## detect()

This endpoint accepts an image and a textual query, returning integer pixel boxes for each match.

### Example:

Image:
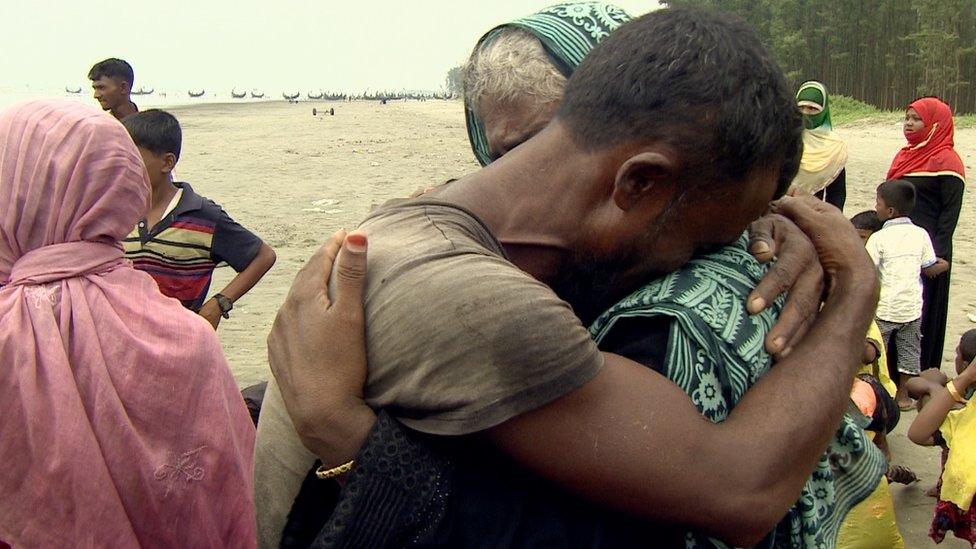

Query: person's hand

[746,213,825,359]
[198,299,222,329]
[769,195,879,295]
[923,258,950,279]
[267,230,376,465]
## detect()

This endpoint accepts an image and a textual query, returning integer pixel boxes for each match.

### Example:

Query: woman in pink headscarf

[0,101,256,547]
[887,97,966,375]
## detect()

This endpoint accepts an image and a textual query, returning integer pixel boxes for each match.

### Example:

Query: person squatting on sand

[908,329,976,546]
[265,7,888,548]
[121,109,276,329]
[0,100,257,547]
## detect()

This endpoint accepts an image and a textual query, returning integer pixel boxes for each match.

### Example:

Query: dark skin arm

[200,242,276,328]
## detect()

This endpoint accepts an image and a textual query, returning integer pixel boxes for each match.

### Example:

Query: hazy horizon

[3,1,659,95]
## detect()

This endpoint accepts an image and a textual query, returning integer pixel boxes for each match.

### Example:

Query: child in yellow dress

[908,330,976,546]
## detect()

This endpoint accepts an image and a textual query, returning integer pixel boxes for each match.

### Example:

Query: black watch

[214,293,234,319]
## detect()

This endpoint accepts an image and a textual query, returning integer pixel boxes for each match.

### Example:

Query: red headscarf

[887,97,966,181]
[0,101,256,547]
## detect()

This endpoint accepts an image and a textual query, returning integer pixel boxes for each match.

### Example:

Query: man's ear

[611,151,679,212]
[120,80,132,95]
[162,153,177,174]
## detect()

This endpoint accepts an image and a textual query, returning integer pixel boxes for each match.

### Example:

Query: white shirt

[866,217,937,323]
[162,187,183,218]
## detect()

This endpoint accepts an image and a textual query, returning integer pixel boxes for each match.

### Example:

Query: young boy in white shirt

[867,179,949,409]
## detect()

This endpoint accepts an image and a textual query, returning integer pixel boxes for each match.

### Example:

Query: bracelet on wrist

[316,459,355,480]
[947,379,969,404]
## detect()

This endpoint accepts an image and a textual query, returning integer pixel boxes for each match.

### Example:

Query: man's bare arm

[488,196,878,546]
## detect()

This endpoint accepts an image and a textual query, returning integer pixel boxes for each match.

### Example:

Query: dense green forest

[666,0,976,114]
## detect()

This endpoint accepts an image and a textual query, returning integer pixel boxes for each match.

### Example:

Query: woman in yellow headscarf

[792,81,849,209]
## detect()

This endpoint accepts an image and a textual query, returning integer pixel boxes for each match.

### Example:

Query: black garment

[902,174,964,370]
[287,318,705,549]
[296,413,685,549]
[813,168,847,211]
[241,381,268,427]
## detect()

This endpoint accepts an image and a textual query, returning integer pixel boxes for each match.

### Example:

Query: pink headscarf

[0,101,256,547]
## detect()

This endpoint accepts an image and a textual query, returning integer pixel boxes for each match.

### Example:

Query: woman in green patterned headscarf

[463,3,630,165]
[791,81,849,209]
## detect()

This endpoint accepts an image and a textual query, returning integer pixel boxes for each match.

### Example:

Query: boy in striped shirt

[122,110,276,329]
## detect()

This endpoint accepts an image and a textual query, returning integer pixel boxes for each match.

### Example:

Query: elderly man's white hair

[463,27,567,117]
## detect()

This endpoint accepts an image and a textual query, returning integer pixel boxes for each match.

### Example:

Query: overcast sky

[2,1,660,94]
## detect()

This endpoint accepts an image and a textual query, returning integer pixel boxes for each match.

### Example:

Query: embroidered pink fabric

[0,101,256,547]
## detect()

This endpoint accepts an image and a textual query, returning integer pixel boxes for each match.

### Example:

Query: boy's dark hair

[122,109,182,160]
[88,58,134,86]
[961,330,976,364]
[557,7,802,198]
[876,179,916,216]
[850,210,882,232]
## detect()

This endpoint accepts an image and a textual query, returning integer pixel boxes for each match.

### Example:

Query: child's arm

[922,258,949,278]
[908,365,975,445]
[200,242,276,328]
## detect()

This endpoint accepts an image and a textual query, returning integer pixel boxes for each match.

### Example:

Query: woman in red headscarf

[887,97,966,373]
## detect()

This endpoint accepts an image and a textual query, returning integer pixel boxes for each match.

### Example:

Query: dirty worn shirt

[350,200,603,436]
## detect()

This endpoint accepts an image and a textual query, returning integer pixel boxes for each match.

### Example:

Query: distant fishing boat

[188,90,205,98]
[132,87,154,96]
[65,86,82,94]
[283,92,300,101]
[250,90,265,99]
[231,89,247,99]
[307,91,324,100]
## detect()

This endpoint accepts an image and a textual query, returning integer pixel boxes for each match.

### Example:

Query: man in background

[89,58,138,121]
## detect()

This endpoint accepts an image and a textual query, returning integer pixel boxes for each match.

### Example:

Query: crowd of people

[0,2,972,548]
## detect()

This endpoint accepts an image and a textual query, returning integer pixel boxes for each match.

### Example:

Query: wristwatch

[214,293,234,319]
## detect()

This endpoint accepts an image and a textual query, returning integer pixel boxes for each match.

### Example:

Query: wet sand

[169,100,974,546]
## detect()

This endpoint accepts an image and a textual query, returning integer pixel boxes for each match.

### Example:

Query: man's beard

[549,222,674,327]
[549,190,697,326]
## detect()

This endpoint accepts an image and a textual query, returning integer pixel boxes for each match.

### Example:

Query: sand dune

[170,100,973,547]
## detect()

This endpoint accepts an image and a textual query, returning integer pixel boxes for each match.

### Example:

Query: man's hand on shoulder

[770,195,878,298]
[746,212,824,359]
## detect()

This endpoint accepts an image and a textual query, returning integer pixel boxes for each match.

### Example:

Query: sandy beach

[170,100,973,546]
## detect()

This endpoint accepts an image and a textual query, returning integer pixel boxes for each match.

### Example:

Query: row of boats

[65,86,454,102]
[64,86,340,100]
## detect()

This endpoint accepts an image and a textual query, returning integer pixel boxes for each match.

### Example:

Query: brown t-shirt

[351,200,603,436]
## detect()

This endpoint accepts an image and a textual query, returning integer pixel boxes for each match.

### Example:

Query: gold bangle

[946,380,969,404]
[315,460,355,480]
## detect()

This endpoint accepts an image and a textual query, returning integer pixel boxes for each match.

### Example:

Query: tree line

[666,0,976,113]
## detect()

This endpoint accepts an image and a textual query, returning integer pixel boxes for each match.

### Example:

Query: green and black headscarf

[796,80,833,131]
[465,3,631,166]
